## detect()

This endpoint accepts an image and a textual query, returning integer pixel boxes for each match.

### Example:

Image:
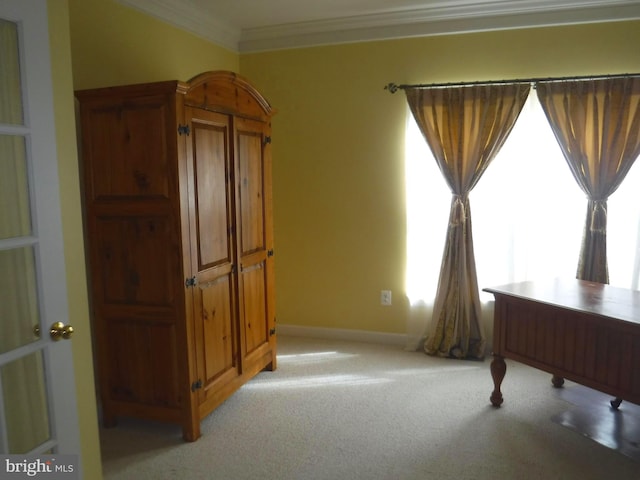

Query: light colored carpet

[100,335,640,479]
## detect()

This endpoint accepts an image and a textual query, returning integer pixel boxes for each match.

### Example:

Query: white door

[0,0,82,468]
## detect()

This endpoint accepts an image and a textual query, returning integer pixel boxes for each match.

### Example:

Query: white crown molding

[239,1,640,52]
[117,0,241,52]
[117,0,640,53]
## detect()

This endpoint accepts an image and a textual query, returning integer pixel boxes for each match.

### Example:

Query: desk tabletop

[483,278,640,325]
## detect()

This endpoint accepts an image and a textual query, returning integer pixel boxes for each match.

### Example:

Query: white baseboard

[276,324,408,347]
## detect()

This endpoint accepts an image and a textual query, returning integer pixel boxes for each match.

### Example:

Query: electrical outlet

[380,290,392,306]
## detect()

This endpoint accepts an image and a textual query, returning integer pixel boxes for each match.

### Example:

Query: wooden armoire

[75,71,277,441]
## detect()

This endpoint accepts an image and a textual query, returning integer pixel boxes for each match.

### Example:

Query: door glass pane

[0,18,24,125]
[1,351,50,453]
[0,247,40,354]
[0,134,31,239]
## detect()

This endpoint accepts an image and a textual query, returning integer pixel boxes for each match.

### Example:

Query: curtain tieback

[450,194,467,226]
[590,199,607,233]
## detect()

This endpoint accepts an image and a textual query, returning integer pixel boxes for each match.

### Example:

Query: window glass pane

[608,159,640,290]
[471,91,584,293]
[0,134,31,239]
[0,247,40,354]
[0,19,24,125]
[1,351,50,453]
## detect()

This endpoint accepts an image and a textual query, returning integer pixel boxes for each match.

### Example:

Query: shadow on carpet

[552,384,640,463]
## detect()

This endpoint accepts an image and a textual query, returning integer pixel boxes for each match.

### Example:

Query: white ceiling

[117,0,640,52]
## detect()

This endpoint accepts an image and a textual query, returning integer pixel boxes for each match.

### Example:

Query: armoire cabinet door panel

[236,123,265,256]
[81,96,172,200]
[191,114,233,269]
[234,116,274,368]
[105,318,181,408]
[186,106,241,405]
[94,216,178,306]
[198,273,238,385]
[240,261,269,355]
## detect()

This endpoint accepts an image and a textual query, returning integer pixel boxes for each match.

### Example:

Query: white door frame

[0,0,82,470]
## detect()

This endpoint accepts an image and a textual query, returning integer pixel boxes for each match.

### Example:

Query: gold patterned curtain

[405,83,529,359]
[536,78,640,283]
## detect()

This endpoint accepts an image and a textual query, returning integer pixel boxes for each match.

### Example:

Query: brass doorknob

[50,321,74,341]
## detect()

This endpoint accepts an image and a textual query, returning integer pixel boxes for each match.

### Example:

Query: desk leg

[490,354,506,407]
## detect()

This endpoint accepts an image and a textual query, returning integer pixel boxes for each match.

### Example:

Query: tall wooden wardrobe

[75,71,277,441]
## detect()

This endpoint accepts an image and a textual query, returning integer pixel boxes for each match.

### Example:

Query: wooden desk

[484,279,640,407]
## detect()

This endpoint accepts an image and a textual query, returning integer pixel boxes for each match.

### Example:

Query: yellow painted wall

[240,20,640,335]
[68,0,238,89]
[48,1,102,478]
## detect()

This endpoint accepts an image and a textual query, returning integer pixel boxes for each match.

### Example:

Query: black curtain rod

[384,72,640,93]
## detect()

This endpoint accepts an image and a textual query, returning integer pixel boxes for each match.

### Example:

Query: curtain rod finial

[384,83,399,94]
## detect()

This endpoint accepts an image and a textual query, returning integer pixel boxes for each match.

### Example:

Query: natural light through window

[404,87,640,306]
[244,374,391,390]
[276,351,356,365]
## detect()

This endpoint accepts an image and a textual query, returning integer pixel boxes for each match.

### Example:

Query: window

[405,87,640,306]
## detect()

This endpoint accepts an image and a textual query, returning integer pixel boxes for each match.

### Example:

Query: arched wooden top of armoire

[181,70,275,121]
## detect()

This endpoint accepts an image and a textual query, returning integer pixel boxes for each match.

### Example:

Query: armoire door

[184,106,240,405]
[234,116,276,372]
